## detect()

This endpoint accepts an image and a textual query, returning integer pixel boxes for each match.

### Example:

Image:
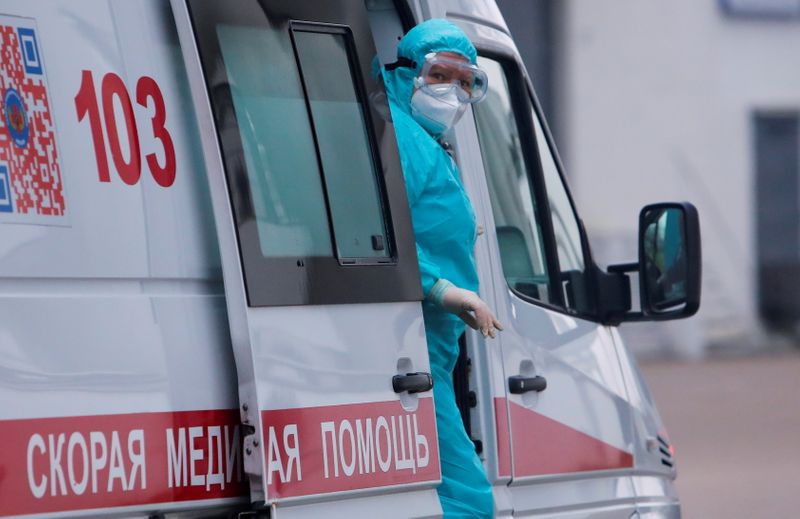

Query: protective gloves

[428,280,504,338]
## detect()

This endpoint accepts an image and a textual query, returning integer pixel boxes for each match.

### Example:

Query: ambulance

[0,0,700,517]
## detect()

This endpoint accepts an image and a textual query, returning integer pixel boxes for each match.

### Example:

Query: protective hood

[381,19,477,122]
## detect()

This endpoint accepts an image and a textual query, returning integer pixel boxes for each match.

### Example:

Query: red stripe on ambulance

[493,397,512,477]
[262,397,440,498]
[0,410,247,516]
[495,397,633,477]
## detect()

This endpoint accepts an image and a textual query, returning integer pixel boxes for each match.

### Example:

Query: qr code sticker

[0,16,67,224]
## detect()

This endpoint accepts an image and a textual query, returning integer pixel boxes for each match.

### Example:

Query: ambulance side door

[172,0,441,516]
[466,52,640,516]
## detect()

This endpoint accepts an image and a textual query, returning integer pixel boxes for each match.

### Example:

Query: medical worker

[381,19,501,517]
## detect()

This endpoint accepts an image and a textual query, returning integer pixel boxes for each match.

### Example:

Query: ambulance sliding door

[171,1,441,515]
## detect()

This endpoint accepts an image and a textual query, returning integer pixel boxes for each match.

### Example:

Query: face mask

[410,84,467,135]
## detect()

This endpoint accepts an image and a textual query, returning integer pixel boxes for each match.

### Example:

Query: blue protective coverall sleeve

[416,244,443,297]
[391,110,444,297]
[403,164,443,296]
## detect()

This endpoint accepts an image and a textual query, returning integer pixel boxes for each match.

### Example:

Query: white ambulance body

[0,0,699,517]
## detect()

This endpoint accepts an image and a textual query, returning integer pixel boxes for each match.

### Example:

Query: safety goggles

[415,53,488,103]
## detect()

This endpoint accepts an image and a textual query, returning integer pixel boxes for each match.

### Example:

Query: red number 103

[75,70,176,187]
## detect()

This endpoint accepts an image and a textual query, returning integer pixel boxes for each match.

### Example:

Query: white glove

[428,280,504,338]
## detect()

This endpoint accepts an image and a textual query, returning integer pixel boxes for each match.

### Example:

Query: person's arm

[392,114,442,296]
[416,243,443,297]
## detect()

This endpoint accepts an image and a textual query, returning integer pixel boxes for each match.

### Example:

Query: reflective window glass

[218,24,333,258]
[474,57,552,304]
[532,111,589,311]
[293,29,389,259]
[191,2,420,307]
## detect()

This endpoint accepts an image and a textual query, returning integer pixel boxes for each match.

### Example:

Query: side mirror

[602,201,702,324]
[638,202,701,318]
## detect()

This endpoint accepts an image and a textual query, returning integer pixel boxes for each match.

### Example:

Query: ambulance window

[218,24,333,258]
[532,109,590,312]
[186,1,422,306]
[474,57,553,305]
[291,27,390,260]
[218,23,390,261]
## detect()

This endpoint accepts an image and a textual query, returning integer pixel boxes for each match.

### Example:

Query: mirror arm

[607,262,638,274]
[596,265,633,325]
[618,311,646,322]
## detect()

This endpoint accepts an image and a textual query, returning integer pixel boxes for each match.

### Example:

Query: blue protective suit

[382,19,494,518]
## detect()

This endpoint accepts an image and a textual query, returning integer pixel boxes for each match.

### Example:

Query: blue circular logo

[4,88,29,149]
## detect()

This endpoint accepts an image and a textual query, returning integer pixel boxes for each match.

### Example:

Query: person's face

[419,52,475,97]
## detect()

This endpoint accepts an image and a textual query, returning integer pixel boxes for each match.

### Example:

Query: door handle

[508,375,547,394]
[393,372,433,394]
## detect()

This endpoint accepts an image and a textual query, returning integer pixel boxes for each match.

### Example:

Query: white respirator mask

[410,81,468,135]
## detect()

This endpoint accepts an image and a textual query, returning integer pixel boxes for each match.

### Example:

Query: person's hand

[440,286,503,338]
